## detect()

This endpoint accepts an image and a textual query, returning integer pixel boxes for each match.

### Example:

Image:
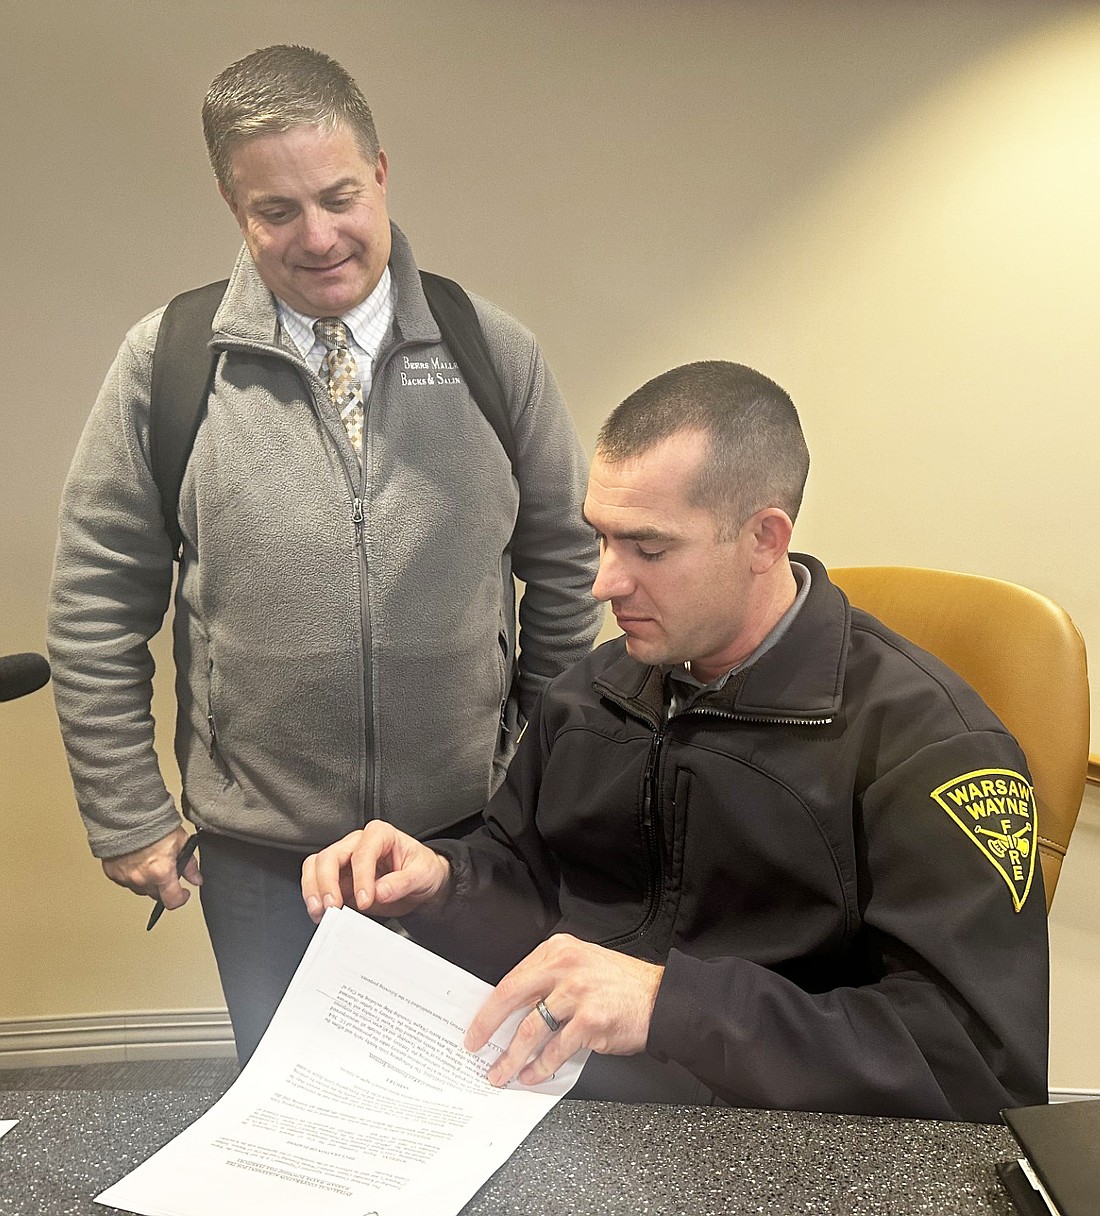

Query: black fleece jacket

[409,554,1049,1121]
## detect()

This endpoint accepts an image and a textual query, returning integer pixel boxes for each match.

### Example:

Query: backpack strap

[149,279,228,559]
[419,270,516,474]
[148,270,515,562]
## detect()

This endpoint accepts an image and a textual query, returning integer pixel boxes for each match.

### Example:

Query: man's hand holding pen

[100,827,203,929]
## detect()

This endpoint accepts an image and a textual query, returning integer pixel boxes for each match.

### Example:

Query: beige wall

[2,1,1097,1087]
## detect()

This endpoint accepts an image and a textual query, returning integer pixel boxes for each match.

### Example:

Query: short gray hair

[202,45,381,195]
[597,361,810,538]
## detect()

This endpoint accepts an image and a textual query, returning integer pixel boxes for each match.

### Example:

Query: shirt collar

[276,265,394,361]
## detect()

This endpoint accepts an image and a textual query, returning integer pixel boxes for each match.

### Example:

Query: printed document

[96,907,588,1216]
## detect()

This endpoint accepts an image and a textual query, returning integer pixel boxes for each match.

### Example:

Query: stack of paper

[97,907,588,1216]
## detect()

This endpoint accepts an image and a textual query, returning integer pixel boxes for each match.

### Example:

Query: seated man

[302,360,1048,1122]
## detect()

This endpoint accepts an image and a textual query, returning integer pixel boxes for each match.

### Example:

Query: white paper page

[96,907,588,1216]
[0,1120,16,1140]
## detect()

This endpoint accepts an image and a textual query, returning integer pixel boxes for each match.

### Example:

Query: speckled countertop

[0,1090,1021,1215]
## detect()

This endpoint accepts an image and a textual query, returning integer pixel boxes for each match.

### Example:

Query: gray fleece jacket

[47,224,601,857]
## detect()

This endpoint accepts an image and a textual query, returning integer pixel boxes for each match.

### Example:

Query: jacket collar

[387,224,443,343]
[213,246,281,346]
[593,553,850,725]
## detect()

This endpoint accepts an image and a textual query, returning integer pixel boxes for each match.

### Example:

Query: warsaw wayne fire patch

[930,769,1037,912]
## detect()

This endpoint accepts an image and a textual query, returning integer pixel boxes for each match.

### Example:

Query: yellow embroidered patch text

[930,769,1036,912]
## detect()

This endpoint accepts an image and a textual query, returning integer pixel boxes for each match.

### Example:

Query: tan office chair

[829,566,1090,911]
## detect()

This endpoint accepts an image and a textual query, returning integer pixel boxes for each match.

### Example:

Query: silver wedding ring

[535,999,562,1034]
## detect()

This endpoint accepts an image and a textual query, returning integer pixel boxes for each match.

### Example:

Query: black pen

[146,831,202,930]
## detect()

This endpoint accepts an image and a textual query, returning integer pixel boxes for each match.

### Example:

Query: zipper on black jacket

[590,679,832,952]
[681,705,833,728]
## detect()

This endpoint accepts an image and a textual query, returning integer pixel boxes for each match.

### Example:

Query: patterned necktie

[314,318,364,460]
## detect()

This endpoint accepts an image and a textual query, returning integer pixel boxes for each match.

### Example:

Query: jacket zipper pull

[207,714,217,757]
[352,497,364,546]
[642,728,663,829]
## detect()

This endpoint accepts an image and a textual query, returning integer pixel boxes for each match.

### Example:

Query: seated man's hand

[301,822,451,923]
[464,933,663,1088]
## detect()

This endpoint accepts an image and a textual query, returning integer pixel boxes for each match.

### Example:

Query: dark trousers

[197,831,317,1067]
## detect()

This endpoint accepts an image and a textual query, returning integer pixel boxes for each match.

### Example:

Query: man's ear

[746,508,794,574]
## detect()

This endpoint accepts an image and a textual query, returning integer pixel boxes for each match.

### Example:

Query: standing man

[302,361,1049,1121]
[48,45,601,1064]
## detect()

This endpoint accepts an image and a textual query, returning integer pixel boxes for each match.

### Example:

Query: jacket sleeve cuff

[647,948,697,1062]
[647,947,751,1066]
[399,841,471,928]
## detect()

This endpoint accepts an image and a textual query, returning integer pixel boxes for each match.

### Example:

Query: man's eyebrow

[618,526,677,543]
[318,177,365,195]
[581,510,676,544]
[250,178,363,206]
[248,192,299,208]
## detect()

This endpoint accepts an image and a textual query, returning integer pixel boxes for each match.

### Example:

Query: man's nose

[298,208,339,253]
[591,548,630,602]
